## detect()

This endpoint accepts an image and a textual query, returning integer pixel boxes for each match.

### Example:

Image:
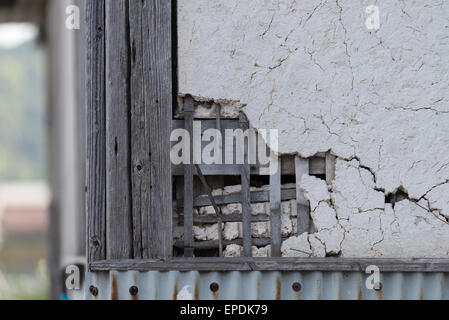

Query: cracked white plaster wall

[179,0,449,257]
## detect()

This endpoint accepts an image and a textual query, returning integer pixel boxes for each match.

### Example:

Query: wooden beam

[128,0,148,259]
[90,258,449,273]
[143,0,173,258]
[105,0,132,259]
[86,0,106,265]
[128,0,173,259]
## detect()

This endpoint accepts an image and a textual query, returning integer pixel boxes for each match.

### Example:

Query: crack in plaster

[178,0,449,257]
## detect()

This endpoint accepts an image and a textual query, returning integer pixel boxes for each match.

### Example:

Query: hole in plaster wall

[325,251,342,258]
[175,96,243,119]
[281,175,295,184]
[311,173,326,181]
[251,175,269,188]
[385,188,410,208]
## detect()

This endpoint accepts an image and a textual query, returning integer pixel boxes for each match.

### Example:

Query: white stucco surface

[178,0,449,257]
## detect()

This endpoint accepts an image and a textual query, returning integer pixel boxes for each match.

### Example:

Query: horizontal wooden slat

[176,188,298,208]
[174,238,276,250]
[177,213,270,224]
[90,258,449,272]
[172,158,325,175]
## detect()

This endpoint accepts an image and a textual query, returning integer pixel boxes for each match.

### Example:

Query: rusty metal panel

[83,271,449,300]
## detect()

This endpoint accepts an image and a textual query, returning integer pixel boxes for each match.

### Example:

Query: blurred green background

[0,24,48,300]
[0,38,46,180]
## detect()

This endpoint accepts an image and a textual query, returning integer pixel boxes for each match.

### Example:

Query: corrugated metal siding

[83,271,449,300]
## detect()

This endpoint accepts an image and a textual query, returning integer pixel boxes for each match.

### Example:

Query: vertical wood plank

[105,0,132,259]
[216,106,223,256]
[86,0,106,265]
[142,0,173,258]
[240,112,252,257]
[270,156,282,257]
[295,156,310,235]
[128,0,148,259]
[184,96,194,257]
[325,153,337,185]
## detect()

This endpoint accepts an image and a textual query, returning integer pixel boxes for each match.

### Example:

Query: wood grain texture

[142,0,173,258]
[183,96,194,257]
[174,238,278,250]
[177,213,271,224]
[86,0,106,265]
[295,156,310,235]
[128,0,148,259]
[105,0,132,259]
[90,258,449,273]
[270,156,282,257]
[176,188,299,208]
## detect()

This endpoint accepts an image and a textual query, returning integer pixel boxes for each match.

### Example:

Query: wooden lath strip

[177,213,271,224]
[215,105,224,256]
[86,0,106,265]
[240,112,252,256]
[295,156,310,235]
[183,96,194,257]
[176,188,297,208]
[270,156,282,257]
[326,152,337,185]
[195,164,224,256]
[174,238,281,250]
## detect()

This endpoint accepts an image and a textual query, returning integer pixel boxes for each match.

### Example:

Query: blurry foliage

[0,40,47,180]
[0,259,48,300]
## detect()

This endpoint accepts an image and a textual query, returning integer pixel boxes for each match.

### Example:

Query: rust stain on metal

[194,279,199,300]
[357,280,363,300]
[111,274,119,300]
[374,282,383,300]
[275,276,281,300]
[173,278,178,300]
[257,277,261,300]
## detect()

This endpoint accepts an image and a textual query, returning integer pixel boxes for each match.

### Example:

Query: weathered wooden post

[86,0,173,268]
